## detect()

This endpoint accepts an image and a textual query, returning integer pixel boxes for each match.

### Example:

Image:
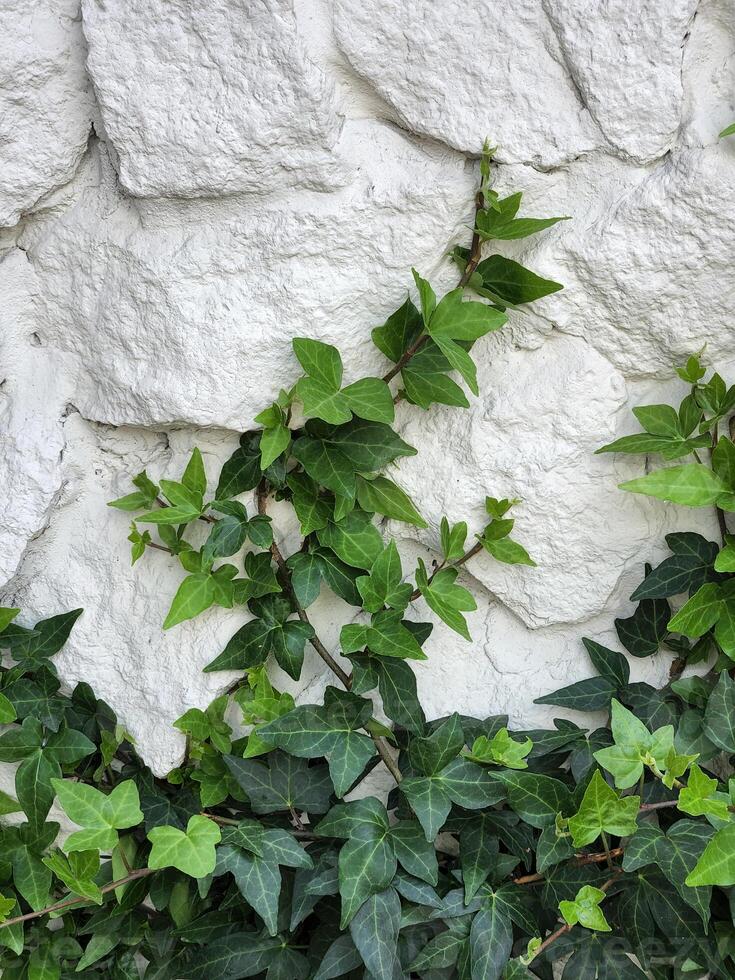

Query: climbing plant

[2,146,735,978]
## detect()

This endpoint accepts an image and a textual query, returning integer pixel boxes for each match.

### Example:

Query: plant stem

[600,830,614,870]
[0,868,155,930]
[255,481,404,785]
[410,540,484,601]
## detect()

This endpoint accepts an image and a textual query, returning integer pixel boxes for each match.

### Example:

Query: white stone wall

[1,0,734,776]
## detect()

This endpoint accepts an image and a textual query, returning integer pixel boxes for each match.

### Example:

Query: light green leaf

[147,815,221,877]
[567,771,639,848]
[686,824,735,886]
[163,573,216,628]
[259,424,291,470]
[182,447,207,497]
[415,558,476,640]
[619,464,728,507]
[559,885,611,932]
[356,475,427,527]
[51,779,143,852]
[341,377,395,424]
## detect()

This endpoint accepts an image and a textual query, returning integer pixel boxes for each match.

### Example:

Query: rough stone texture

[0,0,93,227]
[334,0,696,166]
[1,0,733,775]
[81,0,348,198]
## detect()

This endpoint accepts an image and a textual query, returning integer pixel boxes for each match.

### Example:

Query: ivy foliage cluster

[2,147,735,979]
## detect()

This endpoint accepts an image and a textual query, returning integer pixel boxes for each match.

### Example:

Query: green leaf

[259,424,291,470]
[16,750,60,828]
[415,558,476,640]
[305,418,417,472]
[52,778,143,852]
[480,534,535,566]
[568,771,639,847]
[469,898,513,980]
[11,609,83,661]
[410,714,465,775]
[0,692,17,725]
[412,268,437,325]
[402,343,470,410]
[225,752,332,815]
[293,338,343,390]
[496,771,571,829]
[466,728,533,769]
[720,122,735,137]
[703,670,735,752]
[686,824,735,886]
[441,517,467,561]
[286,552,323,608]
[349,887,401,980]
[318,510,384,571]
[668,583,722,637]
[43,849,102,904]
[258,693,375,797]
[632,404,683,438]
[291,436,356,498]
[475,203,570,242]
[429,288,507,342]
[390,820,438,884]
[461,815,499,902]
[678,763,731,820]
[619,464,728,507]
[400,776,452,841]
[356,541,412,614]
[294,377,352,425]
[216,434,262,499]
[535,676,617,712]
[372,296,423,363]
[375,659,425,735]
[182,448,207,497]
[163,573,216,628]
[0,607,20,632]
[147,815,221,877]
[337,831,396,928]
[341,377,395,424]
[560,885,611,932]
[473,253,563,306]
[356,475,427,527]
[313,935,362,980]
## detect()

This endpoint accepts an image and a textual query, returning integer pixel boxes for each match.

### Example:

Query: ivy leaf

[294,377,352,425]
[259,423,291,471]
[469,897,513,980]
[43,849,103,904]
[410,714,465,775]
[631,534,718,600]
[302,418,417,473]
[337,829,396,928]
[535,676,617,712]
[686,824,735,887]
[287,472,333,536]
[293,337,343,390]
[312,935,362,980]
[441,517,468,561]
[225,751,333,815]
[560,885,611,932]
[567,771,639,848]
[678,764,731,821]
[703,670,735,752]
[475,196,570,241]
[372,296,423,363]
[480,534,536,566]
[402,342,470,410]
[466,728,533,769]
[52,779,144,852]
[318,510,384,570]
[341,377,395,424]
[9,608,83,664]
[619,464,728,507]
[163,573,216,629]
[356,541,412,614]
[216,433,262,499]
[355,475,427,527]
[258,691,375,797]
[415,558,476,640]
[615,590,669,658]
[496,771,571,829]
[182,447,207,498]
[375,658,425,735]
[286,552,323,608]
[461,815,499,902]
[147,815,221,877]
[472,253,563,306]
[342,610,427,661]
[349,886,401,980]
[668,583,722,637]
[107,470,159,512]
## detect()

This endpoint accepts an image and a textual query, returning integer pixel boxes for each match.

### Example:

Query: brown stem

[639,799,678,812]
[255,481,404,785]
[513,846,624,886]
[0,868,155,930]
[147,541,173,554]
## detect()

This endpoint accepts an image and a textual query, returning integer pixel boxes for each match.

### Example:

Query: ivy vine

[2,146,735,979]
